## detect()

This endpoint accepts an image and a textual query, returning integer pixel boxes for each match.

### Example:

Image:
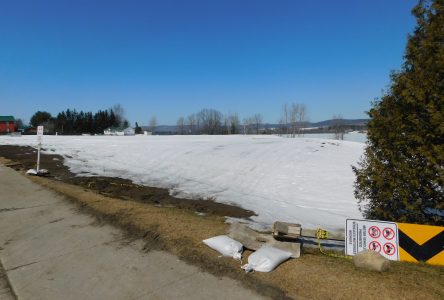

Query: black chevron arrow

[398,229,444,262]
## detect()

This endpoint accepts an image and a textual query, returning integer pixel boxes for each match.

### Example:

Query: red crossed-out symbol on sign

[383,227,395,240]
[368,241,381,252]
[368,226,381,238]
[383,243,396,255]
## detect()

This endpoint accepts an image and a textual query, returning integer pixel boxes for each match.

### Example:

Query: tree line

[26,102,350,137]
[176,109,242,135]
[176,104,309,135]
[24,102,358,138]
[28,105,128,134]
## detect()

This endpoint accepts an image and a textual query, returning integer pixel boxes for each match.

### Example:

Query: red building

[0,116,15,134]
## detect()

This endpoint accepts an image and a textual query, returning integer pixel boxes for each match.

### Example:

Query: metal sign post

[37,126,44,173]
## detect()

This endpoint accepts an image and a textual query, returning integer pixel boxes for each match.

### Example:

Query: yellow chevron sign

[397,223,444,266]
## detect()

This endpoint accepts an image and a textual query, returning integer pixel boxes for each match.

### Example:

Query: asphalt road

[0,164,263,300]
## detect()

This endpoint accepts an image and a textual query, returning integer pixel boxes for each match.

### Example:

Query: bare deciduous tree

[277,117,284,136]
[253,113,263,134]
[111,104,125,127]
[187,114,197,134]
[149,116,157,133]
[283,103,289,135]
[242,117,253,135]
[287,103,307,137]
[225,112,240,134]
[297,104,306,136]
[14,118,24,131]
[196,109,222,135]
[176,116,186,135]
[224,116,230,134]
[332,114,345,140]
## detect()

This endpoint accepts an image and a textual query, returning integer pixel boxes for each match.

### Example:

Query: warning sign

[398,223,444,266]
[346,219,399,261]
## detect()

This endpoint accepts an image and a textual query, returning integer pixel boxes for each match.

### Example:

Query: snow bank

[0,135,365,231]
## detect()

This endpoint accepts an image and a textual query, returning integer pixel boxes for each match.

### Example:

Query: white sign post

[36,126,44,173]
[345,219,399,261]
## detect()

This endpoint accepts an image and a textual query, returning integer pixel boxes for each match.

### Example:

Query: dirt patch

[0,145,255,219]
[68,176,255,218]
[0,145,69,179]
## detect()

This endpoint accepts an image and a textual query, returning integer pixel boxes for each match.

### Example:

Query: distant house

[0,116,15,134]
[123,127,135,136]
[104,128,116,135]
[140,126,154,135]
[104,127,135,136]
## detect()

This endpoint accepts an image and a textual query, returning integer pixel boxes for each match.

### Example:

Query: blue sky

[1,0,418,125]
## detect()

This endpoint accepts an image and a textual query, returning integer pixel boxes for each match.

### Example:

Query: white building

[104,127,135,136]
[123,127,135,136]
[103,128,115,135]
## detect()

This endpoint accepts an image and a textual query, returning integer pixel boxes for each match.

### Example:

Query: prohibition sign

[368,241,381,252]
[383,242,396,255]
[368,226,381,238]
[383,227,395,240]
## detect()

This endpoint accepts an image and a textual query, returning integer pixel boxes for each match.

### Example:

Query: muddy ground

[0,145,255,219]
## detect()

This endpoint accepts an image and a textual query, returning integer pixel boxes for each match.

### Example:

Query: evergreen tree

[109,110,118,127]
[94,110,108,133]
[30,111,53,127]
[55,111,67,134]
[135,122,142,134]
[353,0,444,225]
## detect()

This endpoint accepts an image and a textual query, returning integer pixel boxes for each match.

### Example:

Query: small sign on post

[27,126,46,176]
[36,126,43,172]
[37,126,44,136]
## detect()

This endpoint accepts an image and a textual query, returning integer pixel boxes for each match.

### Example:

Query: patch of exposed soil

[0,145,70,179]
[0,145,255,219]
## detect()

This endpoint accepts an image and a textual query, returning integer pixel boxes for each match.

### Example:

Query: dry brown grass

[20,173,443,300]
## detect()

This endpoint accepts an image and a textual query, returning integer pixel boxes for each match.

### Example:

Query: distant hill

[149,119,369,133]
[309,119,369,128]
[260,119,369,130]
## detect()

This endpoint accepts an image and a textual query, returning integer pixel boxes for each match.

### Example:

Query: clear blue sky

[0,0,418,125]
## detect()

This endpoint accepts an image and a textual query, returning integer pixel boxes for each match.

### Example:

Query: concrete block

[228,223,300,258]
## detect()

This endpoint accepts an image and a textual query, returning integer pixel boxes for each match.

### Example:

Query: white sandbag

[26,168,49,176]
[26,169,38,175]
[203,235,243,260]
[241,245,292,272]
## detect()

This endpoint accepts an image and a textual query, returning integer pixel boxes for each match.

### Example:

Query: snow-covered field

[303,132,367,143]
[0,134,365,232]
